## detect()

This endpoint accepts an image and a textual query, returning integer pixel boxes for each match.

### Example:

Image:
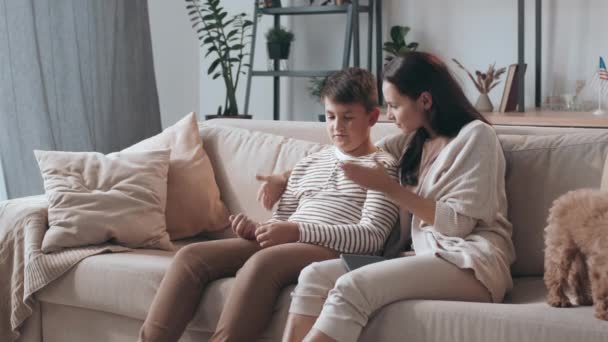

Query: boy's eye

[327,116,335,120]
[344,116,353,120]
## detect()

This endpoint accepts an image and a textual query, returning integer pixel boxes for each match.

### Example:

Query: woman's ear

[419,91,433,110]
[368,107,380,126]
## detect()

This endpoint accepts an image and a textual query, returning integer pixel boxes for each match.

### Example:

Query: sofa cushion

[499,131,608,276]
[125,113,230,239]
[36,243,293,338]
[360,277,608,342]
[199,124,326,223]
[202,118,402,145]
[37,247,607,342]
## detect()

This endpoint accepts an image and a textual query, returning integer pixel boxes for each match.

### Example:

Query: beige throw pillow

[35,149,173,253]
[125,112,229,239]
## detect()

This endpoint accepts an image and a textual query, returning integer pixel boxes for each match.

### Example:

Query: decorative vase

[475,93,494,112]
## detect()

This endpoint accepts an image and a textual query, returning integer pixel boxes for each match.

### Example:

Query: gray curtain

[0,0,161,199]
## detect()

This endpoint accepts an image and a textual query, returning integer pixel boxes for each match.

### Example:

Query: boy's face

[323,98,379,156]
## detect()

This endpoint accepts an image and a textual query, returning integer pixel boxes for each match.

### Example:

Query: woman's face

[382,81,430,134]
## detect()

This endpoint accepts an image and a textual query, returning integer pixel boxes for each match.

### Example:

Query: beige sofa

[17,119,608,342]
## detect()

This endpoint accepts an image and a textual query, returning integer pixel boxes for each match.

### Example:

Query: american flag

[601,57,608,81]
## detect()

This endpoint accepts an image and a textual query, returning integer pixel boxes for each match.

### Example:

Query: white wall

[288,0,608,117]
[152,0,608,123]
[148,0,200,128]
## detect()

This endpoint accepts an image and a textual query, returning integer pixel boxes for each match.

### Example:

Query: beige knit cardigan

[378,120,516,303]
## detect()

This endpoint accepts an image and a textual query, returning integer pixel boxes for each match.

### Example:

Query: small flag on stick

[593,57,608,115]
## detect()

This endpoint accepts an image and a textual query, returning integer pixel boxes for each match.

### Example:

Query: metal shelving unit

[244,0,382,120]
[517,0,543,111]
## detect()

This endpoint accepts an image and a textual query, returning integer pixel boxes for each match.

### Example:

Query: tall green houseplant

[186,0,253,116]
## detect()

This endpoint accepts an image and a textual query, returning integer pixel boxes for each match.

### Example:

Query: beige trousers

[138,238,338,342]
[290,254,491,342]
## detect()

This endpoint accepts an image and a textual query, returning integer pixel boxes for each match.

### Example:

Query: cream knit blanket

[0,196,127,341]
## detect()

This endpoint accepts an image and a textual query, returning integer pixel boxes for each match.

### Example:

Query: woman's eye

[327,116,335,120]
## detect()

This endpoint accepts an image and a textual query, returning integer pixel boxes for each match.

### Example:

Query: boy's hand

[255,221,300,248]
[256,172,289,211]
[230,213,259,240]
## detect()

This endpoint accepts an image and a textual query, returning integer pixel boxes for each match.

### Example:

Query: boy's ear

[368,107,380,126]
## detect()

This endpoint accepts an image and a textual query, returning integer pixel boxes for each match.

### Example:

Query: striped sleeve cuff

[297,222,315,244]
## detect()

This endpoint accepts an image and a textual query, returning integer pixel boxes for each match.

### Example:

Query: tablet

[340,254,387,272]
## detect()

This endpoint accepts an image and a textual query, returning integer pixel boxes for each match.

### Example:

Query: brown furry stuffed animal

[544,188,608,320]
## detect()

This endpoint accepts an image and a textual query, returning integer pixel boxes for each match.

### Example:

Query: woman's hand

[256,172,289,211]
[230,213,259,240]
[255,221,300,248]
[340,158,398,193]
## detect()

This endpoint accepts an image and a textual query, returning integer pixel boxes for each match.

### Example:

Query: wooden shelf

[377,110,608,128]
[483,110,608,128]
[260,5,371,15]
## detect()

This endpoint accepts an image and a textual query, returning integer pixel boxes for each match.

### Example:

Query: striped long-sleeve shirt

[270,147,399,255]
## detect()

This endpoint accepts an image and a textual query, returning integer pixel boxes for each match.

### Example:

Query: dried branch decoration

[452,59,506,95]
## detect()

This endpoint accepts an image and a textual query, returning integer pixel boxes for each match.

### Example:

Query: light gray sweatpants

[289,254,492,342]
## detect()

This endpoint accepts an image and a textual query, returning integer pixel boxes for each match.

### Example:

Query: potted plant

[266,26,295,61]
[308,76,328,121]
[186,0,253,119]
[383,25,418,62]
[452,59,506,112]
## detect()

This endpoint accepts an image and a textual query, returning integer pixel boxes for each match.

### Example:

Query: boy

[139,68,399,342]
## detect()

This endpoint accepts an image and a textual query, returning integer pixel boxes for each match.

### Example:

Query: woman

[258,52,516,342]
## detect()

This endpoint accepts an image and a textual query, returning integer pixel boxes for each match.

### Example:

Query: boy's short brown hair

[320,68,378,112]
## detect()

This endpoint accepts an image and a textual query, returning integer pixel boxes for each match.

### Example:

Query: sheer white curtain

[0,0,162,199]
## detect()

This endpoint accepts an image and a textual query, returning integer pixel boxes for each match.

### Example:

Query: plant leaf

[204,46,218,58]
[398,26,410,40]
[390,26,403,44]
[452,58,483,93]
[227,29,239,39]
[208,59,221,75]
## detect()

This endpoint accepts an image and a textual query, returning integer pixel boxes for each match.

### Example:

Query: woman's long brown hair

[383,52,490,186]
